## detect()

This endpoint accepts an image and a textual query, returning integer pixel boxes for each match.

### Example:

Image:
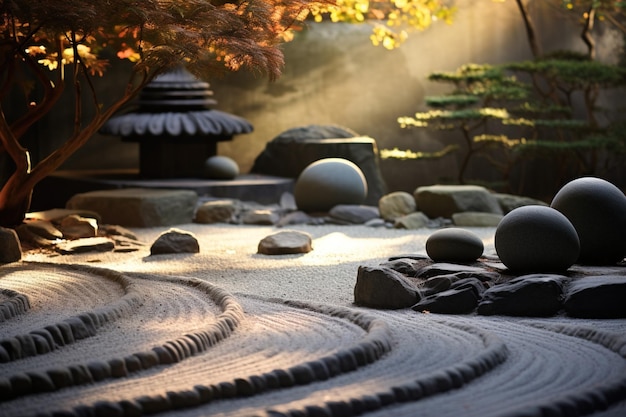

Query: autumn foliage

[0,0,322,227]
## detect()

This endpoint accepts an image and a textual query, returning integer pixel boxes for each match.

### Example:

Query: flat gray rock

[257,230,313,255]
[564,275,626,318]
[329,205,380,224]
[55,237,115,255]
[195,200,238,224]
[478,274,568,317]
[414,185,503,219]
[66,188,198,227]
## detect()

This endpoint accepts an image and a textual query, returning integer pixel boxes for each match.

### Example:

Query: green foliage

[505,58,626,88]
[388,54,626,191]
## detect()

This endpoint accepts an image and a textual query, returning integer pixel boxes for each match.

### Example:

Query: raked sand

[1,223,626,417]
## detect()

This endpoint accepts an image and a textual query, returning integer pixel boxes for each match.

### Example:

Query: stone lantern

[101,66,253,178]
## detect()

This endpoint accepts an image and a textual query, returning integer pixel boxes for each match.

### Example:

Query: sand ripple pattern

[0,263,625,417]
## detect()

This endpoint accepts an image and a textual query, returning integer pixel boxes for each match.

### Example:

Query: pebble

[425,228,484,263]
[378,191,416,221]
[329,205,380,224]
[149,229,200,255]
[257,230,312,255]
[203,156,239,180]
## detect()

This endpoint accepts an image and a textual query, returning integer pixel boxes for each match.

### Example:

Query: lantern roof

[101,66,253,138]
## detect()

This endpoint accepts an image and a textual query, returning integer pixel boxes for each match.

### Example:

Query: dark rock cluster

[354,256,626,318]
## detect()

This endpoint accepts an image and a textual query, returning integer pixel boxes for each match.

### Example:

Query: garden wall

[34,1,624,200]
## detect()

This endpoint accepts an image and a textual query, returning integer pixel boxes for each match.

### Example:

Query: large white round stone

[294,158,368,213]
[495,205,580,273]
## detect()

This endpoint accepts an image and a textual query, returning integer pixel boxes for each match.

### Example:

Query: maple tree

[310,0,455,49]
[0,0,322,227]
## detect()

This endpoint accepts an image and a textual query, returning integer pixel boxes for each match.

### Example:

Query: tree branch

[515,0,542,58]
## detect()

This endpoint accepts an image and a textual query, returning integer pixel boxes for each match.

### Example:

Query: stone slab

[30,170,295,212]
[66,188,198,227]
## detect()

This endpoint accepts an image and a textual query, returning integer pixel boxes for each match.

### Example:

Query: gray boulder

[294,158,367,213]
[251,125,387,204]
[354,266,420,309]
[414,185,502,219]
[551,177,626,265]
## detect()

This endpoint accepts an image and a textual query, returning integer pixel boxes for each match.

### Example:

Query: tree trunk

[515,0,542,58]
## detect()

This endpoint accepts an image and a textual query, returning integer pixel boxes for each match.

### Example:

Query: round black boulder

[551,177,626,265]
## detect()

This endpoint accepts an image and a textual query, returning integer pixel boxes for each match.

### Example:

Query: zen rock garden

[2,157,625,320]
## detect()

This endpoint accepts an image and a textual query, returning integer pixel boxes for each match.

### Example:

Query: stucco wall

[54,0,623,198]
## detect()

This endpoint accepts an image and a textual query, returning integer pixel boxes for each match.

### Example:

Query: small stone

[378,191,416,221]
[55,237,115,254]
[0,227,22,263]
[276,211,318,227]
[414,185,503,219]
[58,214,98,239]
[195,200,238,224]
[421,275,455,296]
[150,229,200,255]
[564,276,626,318]
[477,274,568,317]
[294,158,368,213]
[329,205,380,224]
[21,220,63,240]
[495,205,580,273]
[426,228,484,263]
[26,208,102,223]
[258,230,312,255]
[415,263,487,279]
[242,209,281,225]
[412,286,479,314]
[394,212,429,229]
[98,224,138,240]
[354,266,420,309]
[551,177,626,265]
[203,155,239,180]
[452,212,503,227]
[495,193,548,214]
[279,192,298,211]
